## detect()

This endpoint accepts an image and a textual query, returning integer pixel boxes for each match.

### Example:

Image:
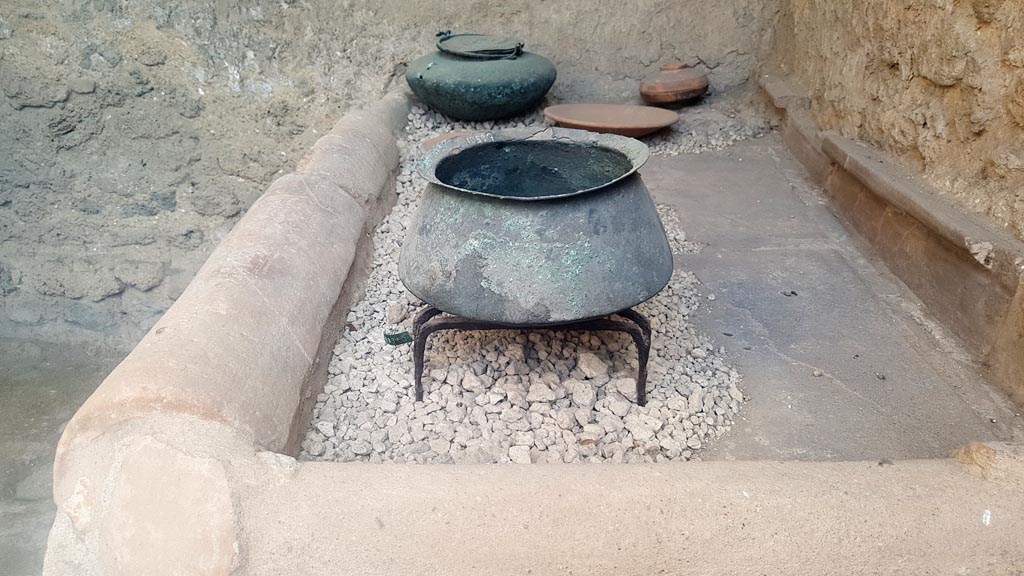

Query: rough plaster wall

[0,3,335,349]
[144,0,779,102]
[773,0,1024,239]
[0,0,779,350]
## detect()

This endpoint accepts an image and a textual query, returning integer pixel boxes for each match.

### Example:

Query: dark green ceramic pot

[405,33,557,121]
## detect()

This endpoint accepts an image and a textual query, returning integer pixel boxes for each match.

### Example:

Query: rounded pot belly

[399,174,673,325]
[405,52,556,121]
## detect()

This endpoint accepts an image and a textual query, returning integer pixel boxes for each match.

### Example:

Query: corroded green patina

[399,128,673,325]
[405,33,556,121]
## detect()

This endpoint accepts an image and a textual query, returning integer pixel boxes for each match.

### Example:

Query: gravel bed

[299,103,753,464]
[644,97,770,156]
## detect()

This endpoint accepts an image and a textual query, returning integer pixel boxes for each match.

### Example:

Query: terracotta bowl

[640,63,709,106]
[543,104,678,137]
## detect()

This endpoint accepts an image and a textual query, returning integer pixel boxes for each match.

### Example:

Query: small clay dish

[543,104,678,137]
[640,63,709,106]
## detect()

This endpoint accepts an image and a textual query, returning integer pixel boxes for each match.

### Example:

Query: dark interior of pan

[435,140,634,199]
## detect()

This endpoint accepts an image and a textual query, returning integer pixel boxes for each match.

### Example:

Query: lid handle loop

[435,32,523,60]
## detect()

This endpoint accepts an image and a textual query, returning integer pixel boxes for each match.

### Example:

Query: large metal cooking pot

[399,127,673,325]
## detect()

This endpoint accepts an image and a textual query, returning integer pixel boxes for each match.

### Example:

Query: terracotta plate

[544,104,679,137]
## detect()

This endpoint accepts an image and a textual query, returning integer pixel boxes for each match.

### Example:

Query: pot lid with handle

[435,31,524,59]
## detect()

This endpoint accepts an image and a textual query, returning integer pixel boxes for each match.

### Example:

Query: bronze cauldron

[399,127,673,326]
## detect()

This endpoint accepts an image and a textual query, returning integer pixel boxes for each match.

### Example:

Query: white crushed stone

[644,98,770,156]
[299,103,750,464]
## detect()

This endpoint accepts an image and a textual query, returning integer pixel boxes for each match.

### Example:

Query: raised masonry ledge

[760,70,1024,402]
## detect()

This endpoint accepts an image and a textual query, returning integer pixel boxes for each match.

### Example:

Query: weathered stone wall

[0,0,780,350]
[772,0,1024,239]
